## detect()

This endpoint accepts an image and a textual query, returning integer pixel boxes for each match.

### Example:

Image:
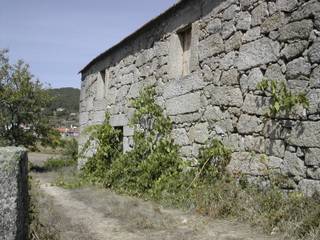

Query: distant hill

[47,88,80,114]
[46,88,80,128]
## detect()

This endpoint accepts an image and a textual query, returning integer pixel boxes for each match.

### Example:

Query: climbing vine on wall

[257,80,309,118]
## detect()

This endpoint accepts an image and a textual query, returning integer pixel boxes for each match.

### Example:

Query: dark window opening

[114,126,124,151]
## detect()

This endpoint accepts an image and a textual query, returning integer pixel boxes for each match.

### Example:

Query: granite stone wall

[80,0,320,196]
[0,147,28,240]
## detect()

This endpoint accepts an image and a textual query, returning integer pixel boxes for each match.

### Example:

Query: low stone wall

[0,147,28,240]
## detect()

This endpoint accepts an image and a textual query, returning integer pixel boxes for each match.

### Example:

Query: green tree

[0,49,55,148]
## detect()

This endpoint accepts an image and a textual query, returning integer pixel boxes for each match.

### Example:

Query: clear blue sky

[0,0,175,88]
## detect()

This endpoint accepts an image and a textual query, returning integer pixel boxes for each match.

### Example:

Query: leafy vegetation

[60,85,320,239]
[0,49,57,148]
[257,80,309,118]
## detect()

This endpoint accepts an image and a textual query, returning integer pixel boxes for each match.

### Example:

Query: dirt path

[29,153,279,240]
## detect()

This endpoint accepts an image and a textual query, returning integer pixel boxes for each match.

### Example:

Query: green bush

[78,85,320,240]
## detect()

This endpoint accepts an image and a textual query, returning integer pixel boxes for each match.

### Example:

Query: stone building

[79,0,320,196]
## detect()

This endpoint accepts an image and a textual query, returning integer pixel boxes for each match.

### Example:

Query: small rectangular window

[178,27,192,76]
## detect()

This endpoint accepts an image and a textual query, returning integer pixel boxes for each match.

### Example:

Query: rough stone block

[221,21,236,40]
[236,11,251,30]
[307,168,320,180]
[242,27,261,43]
[286,58,311,79]
[225,32,243,52]
[0,147,28,240]
[265,139,285,158]
[276,0,298,12]
[166,92,201,116]
[278,19,313,41]
[189,122,209,144]
[227,152,268,176]
[162,73,205,99]
[280,41,308,61]
[207,86,243,107]
[242,94,271,115]
[240,68,263,91]
[261,12,286,33]
[236,38,280,70]
[237,114,263,134]
[308,39,320,64]
[299,179,320,197]
[109,114,128,127]
[265,64,285,81]
[243,136,266,153]
[305,148,320,166]
[311,66,320,88]
[288,121,320,148]
[283,151,306,177]
[199,34,224,60]
[220,69,239,86]
[172,128,190,146]
[251,2,268,26]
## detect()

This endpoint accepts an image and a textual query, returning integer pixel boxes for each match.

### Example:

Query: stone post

[0,147,28,240]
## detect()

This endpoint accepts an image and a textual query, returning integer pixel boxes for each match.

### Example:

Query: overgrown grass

[29,177,60,240]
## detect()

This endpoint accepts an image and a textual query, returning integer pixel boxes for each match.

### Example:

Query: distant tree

[0,49,58,148]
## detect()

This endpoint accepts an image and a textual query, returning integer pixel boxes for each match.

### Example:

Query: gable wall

[80,0,320,196]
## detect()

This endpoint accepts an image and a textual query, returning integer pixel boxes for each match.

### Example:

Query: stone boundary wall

[80,0,320,196]
[0,147,28,240]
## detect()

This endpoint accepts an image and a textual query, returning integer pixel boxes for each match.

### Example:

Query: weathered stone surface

[223,4,239,21]
[214,119,234,135]
[204,105,225,121]
[225,32,243,52]
[166,92,201,116]
[189,122,209,144]
[220,51,236,70]
[172,128,190,146]
[291,0,320,21]
[283,151,306,177]
[251,2,268,26]
[243,136,266,153]
[242,67,263,91]
[307,168,320,180]
[242,27,261,43]
[227,152,268,176]
[242,94,271,115]
[278,20,313,41]
[221,21,236,40]
[308,40,320,64]
[263,120,287,139]
[236,11,251,30]
[207,85,243,107]
[307,89,320,114]
[299,179,320,197]
[127,82,143,99]
[220,68,239,86]
[261,12,286,33]
[266,139,285,158]
[276,0,298,12]
[199,34,224,60]
[236,38,280,70]
[267,156,284,170]
[286,58,311,78]
[162,73,205,99]
[305,148,320,166]
[240,0,257,10]
[265,64,285,81]
[288,121,320,148]
[207,18,222,34]
[311,66,320,88]
[280,41,309,60]
[0,147,28,240]
[237,114,263,134]
[170,112,201,124]
[109,114,128,127]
